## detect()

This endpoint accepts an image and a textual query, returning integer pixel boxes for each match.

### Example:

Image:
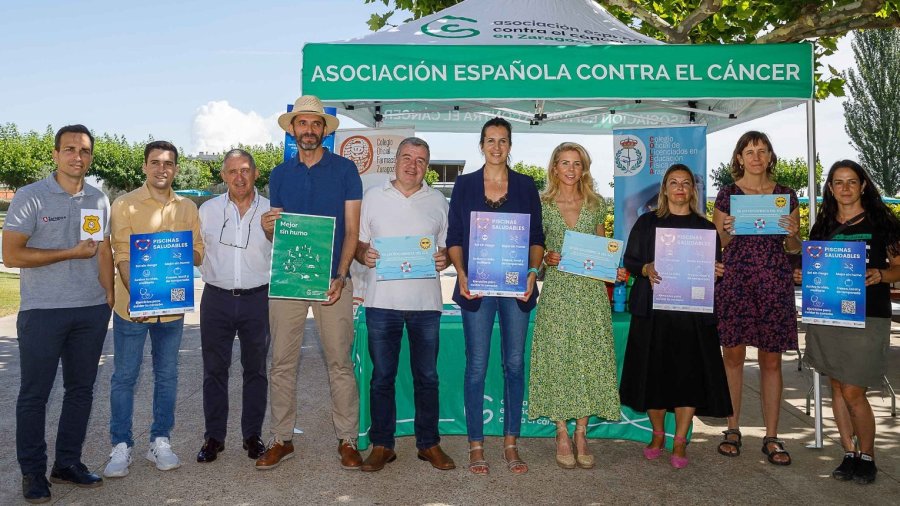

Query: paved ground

[0,277,898,505]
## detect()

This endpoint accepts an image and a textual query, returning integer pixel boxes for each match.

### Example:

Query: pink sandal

[643,430,664,460]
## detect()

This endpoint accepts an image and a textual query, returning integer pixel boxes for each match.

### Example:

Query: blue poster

[467,212,529,297]
[652,227,716,313]
[730,194,790,235]
[801,241,866,328]
[373,235,437,281]
[558,231,623,283]
[129,231,195,317]
[613,126,707,241]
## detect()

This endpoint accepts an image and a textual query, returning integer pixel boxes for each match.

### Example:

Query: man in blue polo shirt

[256,95,363,470]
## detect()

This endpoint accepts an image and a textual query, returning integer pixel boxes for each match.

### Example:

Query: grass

[0,271,20,317]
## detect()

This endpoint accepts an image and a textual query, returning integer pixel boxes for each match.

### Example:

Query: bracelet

[783,237,801,255]
[527,267,540,277]
[641,264,648,277]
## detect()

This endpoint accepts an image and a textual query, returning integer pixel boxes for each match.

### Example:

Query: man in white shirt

[355,137,454,472]
[196,149,272,463]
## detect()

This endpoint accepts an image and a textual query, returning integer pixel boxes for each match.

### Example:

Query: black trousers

[200,285,269,441]
[16,303,111,475]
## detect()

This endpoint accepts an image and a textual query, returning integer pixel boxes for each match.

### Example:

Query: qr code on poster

[505,271,519,285]
[840,300,856,314]
[170,288,186,302]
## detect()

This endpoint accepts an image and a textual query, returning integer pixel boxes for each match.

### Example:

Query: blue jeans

[461,297,530,442]
[109,313,184,447]
[366,308,441,450]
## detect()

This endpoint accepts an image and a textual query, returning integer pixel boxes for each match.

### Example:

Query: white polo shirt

[199,190,272,290]
[359,179,449,311]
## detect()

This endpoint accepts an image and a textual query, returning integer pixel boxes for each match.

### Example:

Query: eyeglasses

[218,197,260,249]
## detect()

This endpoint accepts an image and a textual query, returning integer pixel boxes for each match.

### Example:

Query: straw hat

[277,95,340,135]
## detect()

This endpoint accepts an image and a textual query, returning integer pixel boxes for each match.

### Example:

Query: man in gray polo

[3,124,114,503]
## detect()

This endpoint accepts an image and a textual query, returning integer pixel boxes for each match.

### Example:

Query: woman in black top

[794,160,900,484]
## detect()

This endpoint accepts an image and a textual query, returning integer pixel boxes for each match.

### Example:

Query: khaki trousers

[268,280,359,442]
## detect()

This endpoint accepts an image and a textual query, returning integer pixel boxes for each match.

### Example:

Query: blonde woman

[529,142,624,469]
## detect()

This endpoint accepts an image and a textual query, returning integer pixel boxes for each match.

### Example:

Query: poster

[652,227,716,313]
[373,234,437,281]
[558,231,623,282]
[269,213,335,301]
[467,212,529,297]
[801,240,866,328]
[730,194,791,235]
[612,125,707,241]
[335,127,415,176]
[129,231,195,317]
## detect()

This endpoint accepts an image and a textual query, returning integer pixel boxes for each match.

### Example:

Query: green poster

[268,213,335,301]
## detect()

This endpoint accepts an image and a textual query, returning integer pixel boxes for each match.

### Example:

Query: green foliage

[362,1,900,100]
[843,28,900,196]
[173,159,213,191]
[0,123,55,190]
[710,157,823,196]
[424,169,440,186]
[511,161,547,191]
[91,133,148,192]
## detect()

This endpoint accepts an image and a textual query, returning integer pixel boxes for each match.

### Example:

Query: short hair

[55,124,94,151]
[479,117,512,148]
[144,140,179,165]
[730,131,777,180]
[396,137,430,162]
[222,148,257,172]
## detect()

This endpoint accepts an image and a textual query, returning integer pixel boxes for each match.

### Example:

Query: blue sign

[558,231,623,283]
[467,211,529,297]
[374,235,437,281]
[802,240,866,328]
[283,104,337,162]
[652,227,717,313]
[730,194,791,235]
[612,126,707,241]
[128,231,195,317]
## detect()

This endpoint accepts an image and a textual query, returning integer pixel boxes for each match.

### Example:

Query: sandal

[502,444,528,475]
[670,435,689,469]
[573,425,594,469]
[761,436,792,466]
[717,428,742,457]
[643,430,665,460]
[467,444,489,475]
[555,428,575,469]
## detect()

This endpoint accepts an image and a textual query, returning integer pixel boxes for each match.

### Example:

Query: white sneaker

[104,442,133,478]
[146,437,181,471]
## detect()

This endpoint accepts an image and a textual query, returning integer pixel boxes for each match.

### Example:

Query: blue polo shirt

[269,149,362,278]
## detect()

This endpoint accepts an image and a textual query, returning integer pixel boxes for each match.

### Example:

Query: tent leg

[805,98,824,450]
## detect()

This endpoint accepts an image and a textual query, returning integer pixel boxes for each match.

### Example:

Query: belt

[206,283,269,296]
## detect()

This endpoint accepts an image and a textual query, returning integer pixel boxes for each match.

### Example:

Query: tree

[363,0,900,99]
[0,123,54,191]
[710,156,824,195]
[424,169,440,186]
[511,161,548,191]
[90,133,147,193]
[843,28,900,196]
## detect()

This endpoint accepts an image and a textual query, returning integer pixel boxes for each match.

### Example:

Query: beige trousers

[268,280,359,442]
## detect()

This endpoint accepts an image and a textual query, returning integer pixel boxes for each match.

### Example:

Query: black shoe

[854,455,877,484]
[243,435,266,460]
[197,438,225,463]
[49,463,103,488]
[22,473,51,503]
[831,452,857,481]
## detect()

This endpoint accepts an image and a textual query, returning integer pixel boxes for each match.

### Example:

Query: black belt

[206,283,268,296]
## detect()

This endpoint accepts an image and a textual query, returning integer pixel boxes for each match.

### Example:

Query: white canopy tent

[301,0,826,447]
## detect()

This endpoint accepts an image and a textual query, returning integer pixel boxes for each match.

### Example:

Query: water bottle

[613,281,626,312]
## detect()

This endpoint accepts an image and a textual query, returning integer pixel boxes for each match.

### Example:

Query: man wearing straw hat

[257,95,364,470]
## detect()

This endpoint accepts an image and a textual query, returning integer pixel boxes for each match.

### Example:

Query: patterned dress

[714,184,799,353]
[528,201,621,422]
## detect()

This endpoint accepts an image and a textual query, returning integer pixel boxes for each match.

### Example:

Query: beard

[297,132,323,151]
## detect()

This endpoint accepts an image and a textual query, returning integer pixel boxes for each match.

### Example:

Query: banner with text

[334,127,415,176]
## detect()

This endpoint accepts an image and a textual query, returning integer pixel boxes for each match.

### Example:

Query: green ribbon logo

[421,16,480,39]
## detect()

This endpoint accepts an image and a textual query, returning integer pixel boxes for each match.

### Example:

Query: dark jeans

[366,308,441,450]
[200,285,269,441]
[16,303,112,475]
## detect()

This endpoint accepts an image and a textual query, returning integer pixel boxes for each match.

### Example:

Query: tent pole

[805,98,824,450]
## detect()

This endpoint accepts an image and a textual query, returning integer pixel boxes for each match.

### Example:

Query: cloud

[190,100,282,154]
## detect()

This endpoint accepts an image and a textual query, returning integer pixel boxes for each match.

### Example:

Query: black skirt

[619,310,733,418]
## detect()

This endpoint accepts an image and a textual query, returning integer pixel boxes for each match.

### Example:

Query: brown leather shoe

[417,444,456,470]
[338,439,363,470]
[255,440,294,470]
[360,446,396,472]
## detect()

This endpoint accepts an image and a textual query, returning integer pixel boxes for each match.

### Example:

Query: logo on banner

[340,136,374,174]
[419,237,432,250]
[421,16,480,39]
[613,136,646,176]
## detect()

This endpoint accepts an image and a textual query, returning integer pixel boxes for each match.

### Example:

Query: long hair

[810,160,900,255]
[730,130,777,181]
[656,164,702,218]
[541,142,602,210]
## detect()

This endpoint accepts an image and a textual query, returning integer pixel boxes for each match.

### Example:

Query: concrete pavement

[0,278,897,505]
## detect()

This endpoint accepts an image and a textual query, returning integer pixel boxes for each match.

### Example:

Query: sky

[0,0,858,197]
